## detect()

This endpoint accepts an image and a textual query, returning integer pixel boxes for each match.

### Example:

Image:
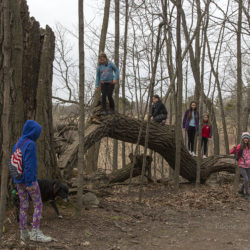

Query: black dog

[12,179,69,222]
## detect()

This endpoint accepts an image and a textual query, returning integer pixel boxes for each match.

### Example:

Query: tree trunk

[35,26,58,179]
[112,0,120,170]
[174,0,183,191]
[0,0,58,181]
[121,0,129,169]
[85,0,111,174]
[76,0,85,216]
[0,0,11,236]
[62,109,237,184]
[234,0,243,189]
[242,81,250,131]
[108,154,153,184]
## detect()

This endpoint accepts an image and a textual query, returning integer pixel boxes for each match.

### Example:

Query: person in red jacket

[201,114,212,158]
[230,132,250,198]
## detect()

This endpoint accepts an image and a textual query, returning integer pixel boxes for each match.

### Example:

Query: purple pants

[16,181,42,230]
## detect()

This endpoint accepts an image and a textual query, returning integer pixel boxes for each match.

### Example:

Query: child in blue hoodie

[12,120,51,242]
[95,52,119,115]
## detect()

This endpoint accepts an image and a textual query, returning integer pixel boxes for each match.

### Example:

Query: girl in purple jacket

[182,101,199,156]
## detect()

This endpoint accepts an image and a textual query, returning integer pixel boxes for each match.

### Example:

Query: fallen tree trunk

[108,153,153,184]
[60,108,236,183]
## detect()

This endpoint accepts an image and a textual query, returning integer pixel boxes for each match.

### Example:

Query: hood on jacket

[21,120,42,141]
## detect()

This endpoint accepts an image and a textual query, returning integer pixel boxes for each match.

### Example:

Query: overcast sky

[26,0,105,100]
[26,0,101,31]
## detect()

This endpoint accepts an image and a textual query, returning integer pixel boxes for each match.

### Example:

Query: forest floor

[1,174,250,250]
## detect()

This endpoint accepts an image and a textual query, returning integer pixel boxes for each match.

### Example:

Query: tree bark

[234,0,243,189]
[76,0,85,216]
[112,0,120,170]
[35,26,58,179]
[0,0,11,236]
[174,0,183,191]
[121,0,129,169]
[242,81,250,131]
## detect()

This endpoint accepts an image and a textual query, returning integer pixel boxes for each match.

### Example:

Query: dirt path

[1,182,250,249]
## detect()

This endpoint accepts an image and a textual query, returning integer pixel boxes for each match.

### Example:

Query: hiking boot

[30,228,52,242]
[238,190,244,197]
[100,110,108,116]
[20,229,30,241]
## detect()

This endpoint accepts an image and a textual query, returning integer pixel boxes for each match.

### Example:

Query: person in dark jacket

[12,120,51,242]
[95,52,119,115]
[151,95,168,124]
[182,101,199,156]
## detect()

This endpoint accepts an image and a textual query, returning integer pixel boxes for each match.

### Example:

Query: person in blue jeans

[182,101,199,156]
[95,52,119,115]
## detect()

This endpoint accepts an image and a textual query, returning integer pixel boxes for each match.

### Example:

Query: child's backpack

[8,140,30,179]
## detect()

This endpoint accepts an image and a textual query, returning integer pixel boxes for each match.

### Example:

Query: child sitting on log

[230,132,250,199]
[151,95,168,125]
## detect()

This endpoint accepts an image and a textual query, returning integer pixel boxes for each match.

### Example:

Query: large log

[79,110,235,183]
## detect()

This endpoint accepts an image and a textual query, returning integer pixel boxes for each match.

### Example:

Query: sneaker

[188,150,192,155]
[20,229,30,241]
[192,152,196,157]
[203,155,207,159]
[100,110,108,116]
[238,190,244,197]
[30,228,52,243]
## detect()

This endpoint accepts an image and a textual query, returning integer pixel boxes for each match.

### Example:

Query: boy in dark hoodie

[12,120,51,242]
[151,95,168,124]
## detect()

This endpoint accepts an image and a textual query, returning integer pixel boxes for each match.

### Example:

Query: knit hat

[242,132,250,140]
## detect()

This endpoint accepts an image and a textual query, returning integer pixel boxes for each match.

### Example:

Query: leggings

[239,167,250,194]
[101,82,115,111]
[201,137,208,155]
[187,126,196,152]
[16,181,42,230]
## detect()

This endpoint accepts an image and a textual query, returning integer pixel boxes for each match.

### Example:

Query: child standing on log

[201,113,212,158]
[12,120,52,242]
[151,95,168,125]
[95,52,119,115]
[182,101,199,156]
[230,132,250,199]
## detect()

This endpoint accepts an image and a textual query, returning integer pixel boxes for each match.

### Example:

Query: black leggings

[187,126,196,152]
[201,137,208,155]
[101,83,115,111]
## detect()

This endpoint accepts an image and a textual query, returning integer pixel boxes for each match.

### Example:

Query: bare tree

[234,0,243,190]
[85,0,111,173]
[121,0,129,169]
[174,0,183,192]
[112,0,120,170]
[75,0,85,216]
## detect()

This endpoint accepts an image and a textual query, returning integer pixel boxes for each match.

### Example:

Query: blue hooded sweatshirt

[12,120,42,187]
